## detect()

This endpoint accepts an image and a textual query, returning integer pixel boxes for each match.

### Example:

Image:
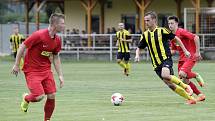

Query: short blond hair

[49,13,65,25]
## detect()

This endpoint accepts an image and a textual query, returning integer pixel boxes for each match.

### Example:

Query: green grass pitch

[0,61,215,121]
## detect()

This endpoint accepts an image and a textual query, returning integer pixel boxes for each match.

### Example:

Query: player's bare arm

[116,39,119,46]
[135,48,141,62]
[174,36,190,58]
[53,53,64,88]
[122,38,132,43]
[193,35,202,60]
[11,43,26,76]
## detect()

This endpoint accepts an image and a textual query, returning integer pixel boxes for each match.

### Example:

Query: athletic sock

[118,61,126,69]
[170,75,187,89]
[189,81,201,95]
[44,99,55,121]
[125,62,131,72]
[174,85,193,100]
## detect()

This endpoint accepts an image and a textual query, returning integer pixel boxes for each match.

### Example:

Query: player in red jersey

[168,16,205,102]
[11,13,65,121]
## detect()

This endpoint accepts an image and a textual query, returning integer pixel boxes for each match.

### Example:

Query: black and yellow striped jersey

[138,27,175,69]
[9,34,25,52]
[116,29,131,53]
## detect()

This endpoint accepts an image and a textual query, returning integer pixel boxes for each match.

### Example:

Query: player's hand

[134,56,140,62]
[59,76,64,88]
[120,38,125,41]
[184,51,191,58]
[194,52,202,61]
[11,65,20,77]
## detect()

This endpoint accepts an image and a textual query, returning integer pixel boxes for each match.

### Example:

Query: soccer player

[135,11,196,104]
[11,13,65,121]
[9,25,25,59]
[116,23,132,76]
[168,16,205,102]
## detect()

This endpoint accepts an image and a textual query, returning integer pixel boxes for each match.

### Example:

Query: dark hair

[168,16,179,23]
[49,13,65,25]
[145,11,157,20]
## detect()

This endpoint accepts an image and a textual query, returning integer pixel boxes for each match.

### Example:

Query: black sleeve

[138,35,147,49]
[10,37,12,43]
[162,28,175,40]
[168,32,176,40]
[126,35,131,39]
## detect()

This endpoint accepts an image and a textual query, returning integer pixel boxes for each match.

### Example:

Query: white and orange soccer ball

[111,93,124,106]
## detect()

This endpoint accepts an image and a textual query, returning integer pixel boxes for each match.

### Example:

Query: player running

[11,13,65,121]
[135,11,196,104]
[168,16,205,102]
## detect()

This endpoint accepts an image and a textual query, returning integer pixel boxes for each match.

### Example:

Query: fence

[0,23,48,55]
[184,7,215,34]
[59,34,149,61]
[59,33,215,61]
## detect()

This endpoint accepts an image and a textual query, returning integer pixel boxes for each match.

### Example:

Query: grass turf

[0,61,214,121]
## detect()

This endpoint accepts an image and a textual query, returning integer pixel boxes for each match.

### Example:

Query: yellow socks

[174,85,193,100]
[125,62,130,73]
[118,61,126,69]
[170,75,187,89]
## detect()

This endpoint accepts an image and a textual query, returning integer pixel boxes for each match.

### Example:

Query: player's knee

[179,71,187,78]
[161,73,171,80]
[36,94,45,102]
[47,93,55,99]
[117,60,121,64]
[163,80,175,90]
[167,83,175,90]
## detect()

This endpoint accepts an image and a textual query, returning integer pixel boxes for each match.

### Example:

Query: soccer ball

[111,93,124,106]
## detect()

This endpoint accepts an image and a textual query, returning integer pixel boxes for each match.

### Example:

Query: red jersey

[23,29,61,72]
[170,28,196,61]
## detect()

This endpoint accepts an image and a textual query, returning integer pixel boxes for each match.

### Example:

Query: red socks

[44,99,55,121]
[189,81,201,95]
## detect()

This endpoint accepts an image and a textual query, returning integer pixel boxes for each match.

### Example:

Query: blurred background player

[11,13,65,121]
[168,16,205,102]
[9,25,25,68]
[135,11,196,104]
[116,22,132,76]
[9,25,25,59]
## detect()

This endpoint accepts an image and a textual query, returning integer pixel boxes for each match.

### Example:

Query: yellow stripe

[124,31,130,52]
[117,32,121,52]
[15,36,19,51]
[117,30,130,53]
[11,35,16,52]
[162,27,171,34]
[150,31,161,64]
[158,29,167,60]
[144,32,157,69]
[120,32,124,52]
[10,34,24,52]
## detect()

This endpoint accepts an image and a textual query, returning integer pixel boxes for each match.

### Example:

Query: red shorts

[178,60,196,73]
[24,70,56,97]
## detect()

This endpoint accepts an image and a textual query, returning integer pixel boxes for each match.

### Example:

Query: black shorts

[13,52,17,59]
[117,52,130,61]
[155,57,174,80]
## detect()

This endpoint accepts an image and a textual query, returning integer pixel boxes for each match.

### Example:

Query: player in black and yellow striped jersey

[9,25,25,69]
[9,25,25,59]
[135,11,197,104]
[116,23,132,76]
